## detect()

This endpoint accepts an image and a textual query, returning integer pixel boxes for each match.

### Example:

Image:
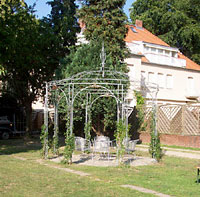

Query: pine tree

[47,0,80,57]
[57,0,129,136]
[78,0,128,69]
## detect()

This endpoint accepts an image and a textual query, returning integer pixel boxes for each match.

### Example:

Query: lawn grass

[1,138,200,197]
[142,142,200,151]
[1,155,152,197]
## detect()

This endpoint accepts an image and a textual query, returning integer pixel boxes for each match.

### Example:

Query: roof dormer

[143,42,186,68]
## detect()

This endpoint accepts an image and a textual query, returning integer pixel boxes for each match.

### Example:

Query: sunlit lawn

[1,138,200,197]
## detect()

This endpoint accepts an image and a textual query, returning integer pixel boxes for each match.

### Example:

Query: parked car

[0,116,25,139]
[0,116,13,139]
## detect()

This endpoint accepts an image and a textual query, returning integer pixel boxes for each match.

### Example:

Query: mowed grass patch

[67,156,200,196]
[1,138,200,196]
[0,154,150,197]
[0,137,41,155]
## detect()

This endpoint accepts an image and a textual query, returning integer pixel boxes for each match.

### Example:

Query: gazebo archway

[43,68,159,159]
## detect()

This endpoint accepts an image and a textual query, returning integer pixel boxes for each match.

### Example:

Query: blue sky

[25,0,134,20]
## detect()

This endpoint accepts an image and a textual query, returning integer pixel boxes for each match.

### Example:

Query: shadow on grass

[73,155,92,164]
[0,135,42,155]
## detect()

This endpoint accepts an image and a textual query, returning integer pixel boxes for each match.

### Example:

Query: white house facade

[125,20,200,106]
[33,20,200,113]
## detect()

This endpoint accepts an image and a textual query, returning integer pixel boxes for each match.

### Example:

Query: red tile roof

[125,25,169,47]
[125,25,200,71]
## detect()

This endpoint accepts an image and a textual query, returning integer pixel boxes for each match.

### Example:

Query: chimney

[135,20,143,29]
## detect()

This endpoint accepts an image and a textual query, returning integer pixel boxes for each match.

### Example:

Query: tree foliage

[57,42,102,78]
[149,108,163,162]
[58,42,120,136]
[130,0,200,64]
[56,0,129,137]
[78,0,128,66]
[0,0,26,18]
[47,0,80,57]
[0,0,79,134]
[135,91,146,132]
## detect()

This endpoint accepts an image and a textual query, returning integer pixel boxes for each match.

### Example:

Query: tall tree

[78,0,128,69]
[58,42,121,136]
[0,2,57,134]
[47,0,80,57]
[130,0,200,64]
[57,1,129,136]
[0,0,79,135]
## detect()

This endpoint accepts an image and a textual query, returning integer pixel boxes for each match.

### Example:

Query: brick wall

[140,133,200,148]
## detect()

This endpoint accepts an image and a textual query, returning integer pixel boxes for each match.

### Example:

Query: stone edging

[121,185,171,197]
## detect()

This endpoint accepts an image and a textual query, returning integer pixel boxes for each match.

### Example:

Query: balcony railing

[145,53,186,68]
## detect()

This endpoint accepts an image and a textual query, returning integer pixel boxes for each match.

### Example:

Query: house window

[145,47,150,52]
[187,77,194,91]
[165,50,170,56]
[148,72,155,83]
[172,52,177,58]
[151,48,156,53]
[158,49,163,54]
[158,73,165,88]
[166,74,173,89]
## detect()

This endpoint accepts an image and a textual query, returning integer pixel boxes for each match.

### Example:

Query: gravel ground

[50,144,200,167]
[50,154,157,167]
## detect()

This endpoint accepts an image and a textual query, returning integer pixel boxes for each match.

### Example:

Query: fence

[138,105,200,136]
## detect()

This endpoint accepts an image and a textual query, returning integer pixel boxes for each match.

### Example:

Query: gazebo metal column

[44,82,49,159]
[85,93,92,132]
[69,84,74,136]
[53,101,58,154]
[152,91,158,136]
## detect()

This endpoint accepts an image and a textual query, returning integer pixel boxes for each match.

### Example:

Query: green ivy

[134,91,146,132]
[149,131,163,162]
[114,119,130,164]
[40,124,49,159]
[149,108,163,162]
[63,115,75,164]
[52,127,59,156]
[63,131,75,164]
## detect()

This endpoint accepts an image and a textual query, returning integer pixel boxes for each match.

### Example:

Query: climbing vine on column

[115,119,130,164]
[149,106,163,162]
[63,114,75,164]
[134,91,146,132]
[53,127,59,155]
[40,124,49,159]
[84,119,92,153]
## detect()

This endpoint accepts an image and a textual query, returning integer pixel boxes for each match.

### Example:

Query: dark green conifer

[78,0,128,68]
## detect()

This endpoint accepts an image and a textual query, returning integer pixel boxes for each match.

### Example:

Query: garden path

[137,144,200,159]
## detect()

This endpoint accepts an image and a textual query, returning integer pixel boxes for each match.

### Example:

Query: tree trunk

[25,101,33,137]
